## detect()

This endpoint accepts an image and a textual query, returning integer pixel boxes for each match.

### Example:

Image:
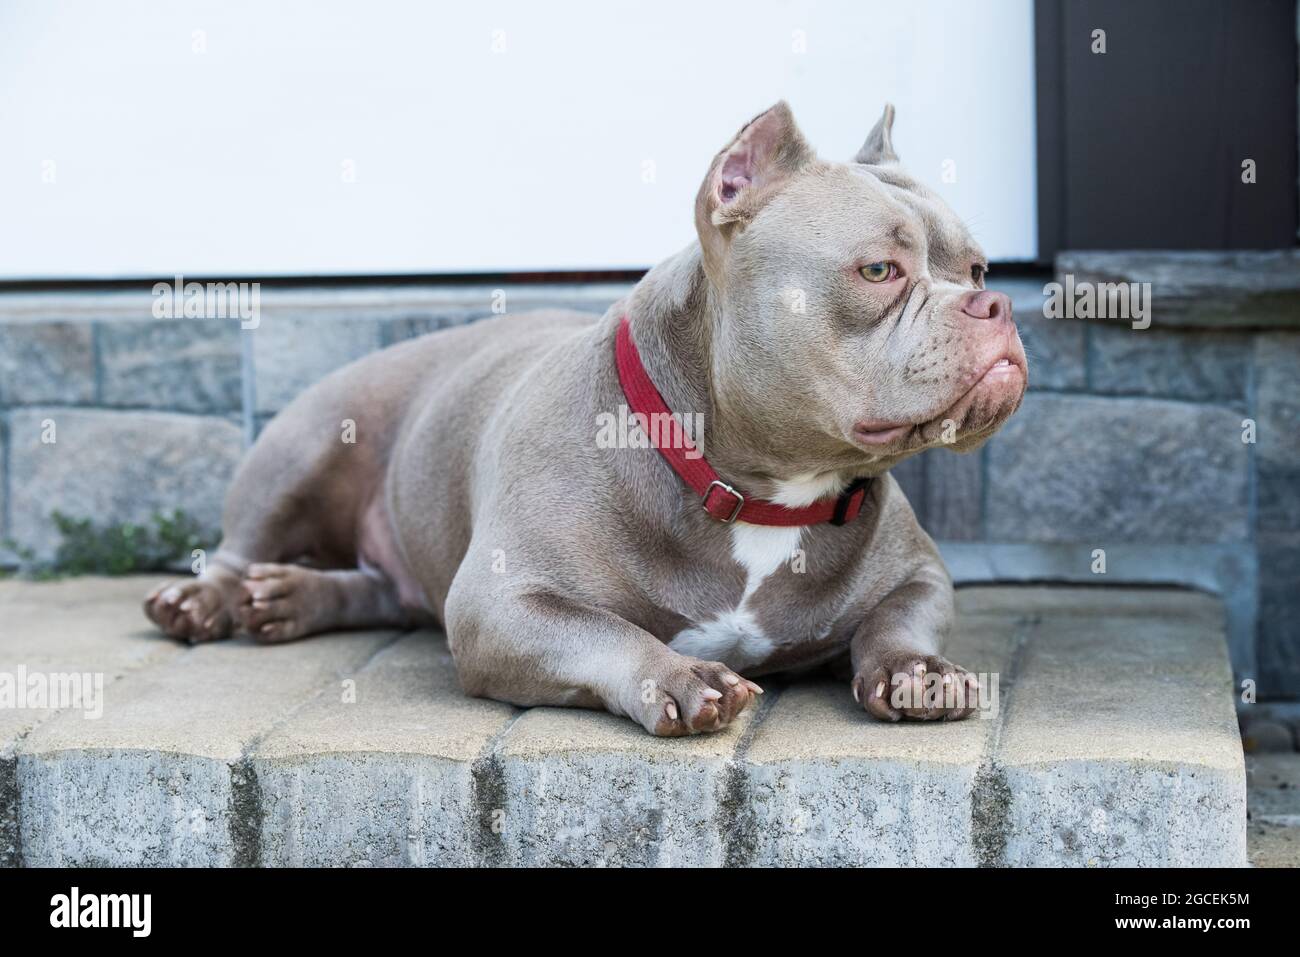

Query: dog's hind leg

[236,563,431,643]
[145,394,380,643]
[144,327,446,644]
[143,450,332,644]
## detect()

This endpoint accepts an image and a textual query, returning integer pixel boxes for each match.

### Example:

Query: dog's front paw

[852,651,979,722]
[638,657,763,737]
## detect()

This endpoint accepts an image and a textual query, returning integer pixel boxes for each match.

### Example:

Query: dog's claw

[646,657,760,737]
[854,652,979,723]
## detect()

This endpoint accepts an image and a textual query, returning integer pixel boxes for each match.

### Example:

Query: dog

[144,102,1027,736]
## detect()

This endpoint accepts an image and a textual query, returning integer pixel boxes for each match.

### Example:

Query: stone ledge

[0,284,635,325]
[1054,250,1300,329]
[0,578,1246,867]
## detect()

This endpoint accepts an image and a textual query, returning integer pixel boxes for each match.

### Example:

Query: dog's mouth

[962,351,1028,400]
[977,355,1022,385]
[851,422,913,446]
[847,351,1027,452]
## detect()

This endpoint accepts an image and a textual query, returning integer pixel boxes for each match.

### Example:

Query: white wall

[0,0,1037,279]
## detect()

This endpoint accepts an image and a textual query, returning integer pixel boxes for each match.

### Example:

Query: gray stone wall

[0,256,1296,697]
[0,285,623,563]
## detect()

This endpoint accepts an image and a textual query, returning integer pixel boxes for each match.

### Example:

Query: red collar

[614,316,870,527]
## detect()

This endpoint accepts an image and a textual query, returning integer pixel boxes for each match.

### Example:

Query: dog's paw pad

[143,578,232,644]
[853,653,980,722]
[645,658,762,736]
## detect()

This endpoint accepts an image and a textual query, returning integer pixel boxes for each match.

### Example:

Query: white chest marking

[730,522,802,599]
[668,473,845,669]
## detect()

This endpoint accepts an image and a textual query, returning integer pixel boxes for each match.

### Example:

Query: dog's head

[695,102,1027,476]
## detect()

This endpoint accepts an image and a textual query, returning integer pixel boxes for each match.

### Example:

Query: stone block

[985,394,1250,544]
[0,322,95,406]
[97,319,242,413]
[1090,325,1249,402]
[6,408,241,560]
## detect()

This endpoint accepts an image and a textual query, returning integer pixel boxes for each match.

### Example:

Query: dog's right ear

[853,103,898,164]
[695,102,814,283]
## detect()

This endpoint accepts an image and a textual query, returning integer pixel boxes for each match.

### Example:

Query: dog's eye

[860,262,896,283]
[971,264,986,286]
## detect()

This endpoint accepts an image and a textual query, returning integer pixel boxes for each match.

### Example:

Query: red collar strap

[614,316,870,527]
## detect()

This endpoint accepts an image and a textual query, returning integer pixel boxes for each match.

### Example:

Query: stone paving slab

[0,578,184,747]
[493,699,759,867]
[738,614,1017,867]
[1246,753,1300,822]
[8,577,397,866]
[993,602,1245,867]
[1246,755,1300,867]
[0,577,187,866]
[254,633,515,867]
[0,578,1247,866]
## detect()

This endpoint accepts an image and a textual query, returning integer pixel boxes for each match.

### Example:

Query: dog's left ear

[695,101,814,282]
[853,104,898,164]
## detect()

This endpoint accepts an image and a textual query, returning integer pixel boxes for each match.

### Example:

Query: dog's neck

[620,243,863,502]
[622,242,715,423]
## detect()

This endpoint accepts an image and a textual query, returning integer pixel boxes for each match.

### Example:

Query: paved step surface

[1247,754,1300,867]
[0,577,1246,866]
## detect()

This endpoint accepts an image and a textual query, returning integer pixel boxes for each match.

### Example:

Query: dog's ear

[853,103,898,164]
[695,101,814,282]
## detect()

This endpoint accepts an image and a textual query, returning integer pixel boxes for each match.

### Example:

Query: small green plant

[2,509,216,579]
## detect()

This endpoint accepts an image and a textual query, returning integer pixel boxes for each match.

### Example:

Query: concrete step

[0,578,1246,867]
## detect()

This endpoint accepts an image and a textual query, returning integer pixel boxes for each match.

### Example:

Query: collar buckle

[703,480,745,523]
[829,477,872,526]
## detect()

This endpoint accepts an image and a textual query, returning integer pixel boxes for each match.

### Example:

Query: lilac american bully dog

[145,103,1027,736]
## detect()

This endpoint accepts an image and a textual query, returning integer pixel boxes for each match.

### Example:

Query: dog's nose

[960,290,1012,323]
